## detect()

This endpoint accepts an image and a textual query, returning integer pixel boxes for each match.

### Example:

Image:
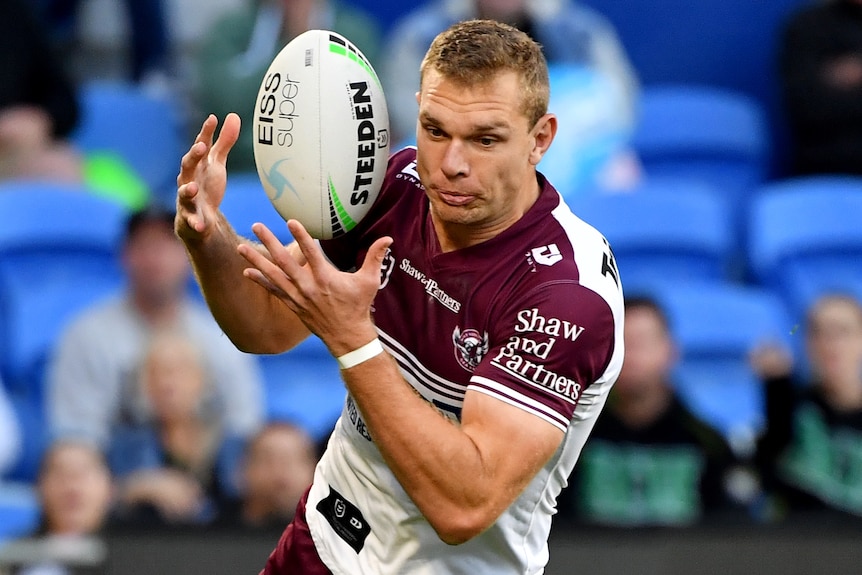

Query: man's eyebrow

[419,113,509,135]
[418,111,441,125]
[469,121,509,134]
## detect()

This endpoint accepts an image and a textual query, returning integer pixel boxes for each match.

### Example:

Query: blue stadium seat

[221,172,294,244]
[747,176,862,319]
[72,81,187,202]
[539,64,633,197]
[0,482,39,542]
[568,181,733,290]
[640,281,793,444]
[0,182,127,400]
[5,393,49,483]
[632,85,769,230]
[221,176,338,440]
[257,336,345,442]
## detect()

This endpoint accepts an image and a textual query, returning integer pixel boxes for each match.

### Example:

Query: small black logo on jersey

[317,486,371,553]
[380,249,395,289]
[452,326,489,371]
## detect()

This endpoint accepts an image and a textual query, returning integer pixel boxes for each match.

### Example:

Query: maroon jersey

[321,147,622,431]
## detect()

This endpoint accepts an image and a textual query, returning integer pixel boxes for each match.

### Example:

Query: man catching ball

[175,19,623,574]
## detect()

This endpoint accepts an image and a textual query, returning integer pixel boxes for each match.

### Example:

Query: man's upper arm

[459,387,565,500]
[458,276,621,501]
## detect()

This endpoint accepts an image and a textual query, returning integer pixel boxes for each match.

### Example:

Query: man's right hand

[175,113,240,243]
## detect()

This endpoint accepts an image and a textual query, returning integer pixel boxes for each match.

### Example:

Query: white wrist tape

[336,338,384,370]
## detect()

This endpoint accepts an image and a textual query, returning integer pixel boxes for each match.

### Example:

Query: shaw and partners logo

[489,308,586,402]
[400,258,461,312]
[452,326,489,372]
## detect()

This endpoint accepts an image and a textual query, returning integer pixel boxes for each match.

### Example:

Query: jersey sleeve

[468,281,617,432]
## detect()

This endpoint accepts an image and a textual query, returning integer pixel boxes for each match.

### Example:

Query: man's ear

[529,114,557,166]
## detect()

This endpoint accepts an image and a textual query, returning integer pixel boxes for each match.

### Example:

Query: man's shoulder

[179,298,260,359]
[533,193,622,305]
[62,294,128,334]
[378,147,425,204]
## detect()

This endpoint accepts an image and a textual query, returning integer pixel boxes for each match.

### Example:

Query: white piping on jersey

[486,354,579,406]
[470,376,569,431]
[378,329,467,405]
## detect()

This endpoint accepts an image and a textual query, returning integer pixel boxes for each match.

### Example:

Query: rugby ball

[252,30,390,240]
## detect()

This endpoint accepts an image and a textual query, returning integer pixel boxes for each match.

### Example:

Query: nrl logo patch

[452,326,489,372]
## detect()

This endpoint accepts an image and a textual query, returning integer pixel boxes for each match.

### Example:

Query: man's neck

[822,377,862,413]
[612,384,674,430]
[131,292,182,327]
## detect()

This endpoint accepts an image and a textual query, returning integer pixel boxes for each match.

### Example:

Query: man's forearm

[183,213,308,354]
[341,351,562,544]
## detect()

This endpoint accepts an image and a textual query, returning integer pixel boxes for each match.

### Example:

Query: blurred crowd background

[2,0,862,572]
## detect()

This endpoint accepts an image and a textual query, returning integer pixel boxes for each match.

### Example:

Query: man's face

[143,342,206,423]
[615,307,675,396]
[415,69,551,242]
[123,220,190,302]
[245,427,316,515]
[807,298,862,389]
[39,444,112,535]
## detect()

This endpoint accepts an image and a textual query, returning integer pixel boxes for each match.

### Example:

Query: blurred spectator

[779,0,862,176]
[36,441,113,537]
[37,0,171,90]
[47,204,264,450]
[9,441,113,575]
[0,378,22,478]
[0,0,82,183]
[216,421,317,529]
[194,0,382,172]
[111,330,244,526]
[752,293,862,521]
[380,0,639,150]
[558,296,751,526]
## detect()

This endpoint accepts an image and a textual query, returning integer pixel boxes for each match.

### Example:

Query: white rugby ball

[253,30,390,240]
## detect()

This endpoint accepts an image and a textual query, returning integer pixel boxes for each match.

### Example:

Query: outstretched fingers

[177,114,223,187]
[211,113,241,166]
[178,141,206,186]
[239,223,302,299]
[287,219,329,272]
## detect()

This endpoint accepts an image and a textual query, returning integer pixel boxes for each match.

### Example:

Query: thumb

[361,236,393,281]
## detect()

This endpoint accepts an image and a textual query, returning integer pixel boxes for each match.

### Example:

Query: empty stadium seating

[257,336,345,442]
[632,84,770,234]
[748,176,862,319]
[568,181,734,291]
[0,483,39,543]
[220,172,294,245]
[0,182,127,399]
[641,281,793,445]
[72,81,187,204]
[0,182,128,482]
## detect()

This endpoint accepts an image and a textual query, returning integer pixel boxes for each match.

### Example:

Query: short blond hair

[419,19,550,129]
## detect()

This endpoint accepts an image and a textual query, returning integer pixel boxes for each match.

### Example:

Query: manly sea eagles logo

[452,326,490,371]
